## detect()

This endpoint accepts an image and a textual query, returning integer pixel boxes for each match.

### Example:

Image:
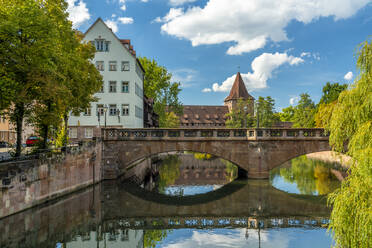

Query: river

[0,152,345,248]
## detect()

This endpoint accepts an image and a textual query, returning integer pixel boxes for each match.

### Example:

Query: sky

[67,0,372,110]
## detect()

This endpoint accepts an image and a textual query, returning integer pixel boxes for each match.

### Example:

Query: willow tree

[327,40,372,248]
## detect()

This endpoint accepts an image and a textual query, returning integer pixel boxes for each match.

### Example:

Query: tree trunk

[15,103,25,157]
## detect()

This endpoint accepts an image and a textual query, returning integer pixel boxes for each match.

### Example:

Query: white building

[68,18,145,140]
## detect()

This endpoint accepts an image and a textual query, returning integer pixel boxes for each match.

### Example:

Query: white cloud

[290,96,300,105]
[105,16,134,33]
[162,228,290,248]
[159,0,370,55]
[300,52,311,57]
[119,0,126,10]
[105,19,119,33]
[154,8,184,23]
[169,0,197,6]
[202,88,212,92]
[212,52,304,92]
[119,17,134,24]
[171,68,197,87]
[344,71,353,81]
[66,0,91,28]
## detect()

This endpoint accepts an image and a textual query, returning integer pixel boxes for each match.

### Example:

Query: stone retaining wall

[0,142,102,219]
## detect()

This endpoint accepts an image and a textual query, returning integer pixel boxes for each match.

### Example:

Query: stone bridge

[102,128,331,179]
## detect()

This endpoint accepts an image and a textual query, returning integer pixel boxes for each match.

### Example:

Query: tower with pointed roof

[224,72,255,114]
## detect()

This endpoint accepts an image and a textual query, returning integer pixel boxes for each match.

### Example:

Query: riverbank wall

[0,141,102,219]
[306,151,351,169]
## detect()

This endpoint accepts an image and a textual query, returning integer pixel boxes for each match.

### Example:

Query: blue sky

[67,0,372,110]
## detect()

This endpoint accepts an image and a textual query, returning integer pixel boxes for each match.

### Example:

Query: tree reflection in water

[156,155,181,194]
[270,155,342,195]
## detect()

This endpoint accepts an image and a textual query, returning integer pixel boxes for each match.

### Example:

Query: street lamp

[103,105,108,128]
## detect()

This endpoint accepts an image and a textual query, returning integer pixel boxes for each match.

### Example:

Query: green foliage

[256,96,280,127]
[144,229,171,248]
[157,155,181,193]
[163,112,180,128]
[325,40,372,248]
[270,155,341,195]
[193,152,213,160]
[138,57,183,127]
[225,99,255,128]
[315,82,348,128]
[319,82,348,105]
[292,93,316,128]
[0,0,102,152]
[279,105,295,122]
[222,160,239,182]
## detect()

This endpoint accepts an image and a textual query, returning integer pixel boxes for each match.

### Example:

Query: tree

[0,0,103,151]
[315,82,348,128]
[256,96,280,128]
[225,99,255,128]
[0,0,68,155]
[326,40,372,247]
[292,93,316,128]
[279,105,295,122]
[319,82,348,105]
[163,112,180,128]
[138,57,183,127]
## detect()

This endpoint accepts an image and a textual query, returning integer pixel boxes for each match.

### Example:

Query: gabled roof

[224,72,254,102]
[83,18,144,73]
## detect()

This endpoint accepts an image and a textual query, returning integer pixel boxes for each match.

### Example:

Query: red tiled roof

[179,105,229,126]
[224,72,254,102]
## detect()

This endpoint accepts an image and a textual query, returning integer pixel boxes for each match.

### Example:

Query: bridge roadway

[102,128,331,179]
[0,180,330,247]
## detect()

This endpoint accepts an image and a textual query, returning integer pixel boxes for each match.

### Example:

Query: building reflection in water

[0,152,338,248]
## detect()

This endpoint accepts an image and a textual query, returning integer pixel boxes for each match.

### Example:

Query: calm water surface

[0,153,343,248]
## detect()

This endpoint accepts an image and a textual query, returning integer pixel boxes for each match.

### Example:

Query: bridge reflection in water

[0,178,331,248]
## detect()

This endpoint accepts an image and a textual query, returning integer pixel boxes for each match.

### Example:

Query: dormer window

[92,39,110,52]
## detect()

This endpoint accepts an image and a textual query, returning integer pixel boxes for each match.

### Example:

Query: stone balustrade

[102,128,329,141]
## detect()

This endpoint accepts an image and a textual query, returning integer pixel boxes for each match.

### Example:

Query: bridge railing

[102,128,329,141]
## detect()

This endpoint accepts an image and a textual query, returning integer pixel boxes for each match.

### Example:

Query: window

[109,81,117,93]
[109,61,117,71]
[84,107,91,116]
[93,40,110,52]
[69,128,77,139]
[135,83,143,97]
[121,61,130,71]
[97,104,104,116]
[84,128,93,138]
[135,105,143,119]
[109,104,118,116]
[122,81,129,93]
[122,104,129,116]
[96,61,104,71]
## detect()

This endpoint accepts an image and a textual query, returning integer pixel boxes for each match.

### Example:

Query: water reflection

[270,155,344,195]
[143,153,238,196]
[0,153,338,248]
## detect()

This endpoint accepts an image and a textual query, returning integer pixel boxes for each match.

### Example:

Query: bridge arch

[102,128,331,179]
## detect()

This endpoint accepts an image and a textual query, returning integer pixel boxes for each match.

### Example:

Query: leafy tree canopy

[225,99,255,128]
[292,93,316,128]
[256,96,280,128]
[138,57,183,127]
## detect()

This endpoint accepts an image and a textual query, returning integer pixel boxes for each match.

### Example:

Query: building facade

[178,72,255,128]
[68,18,145,141]
[0,115,16,144]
